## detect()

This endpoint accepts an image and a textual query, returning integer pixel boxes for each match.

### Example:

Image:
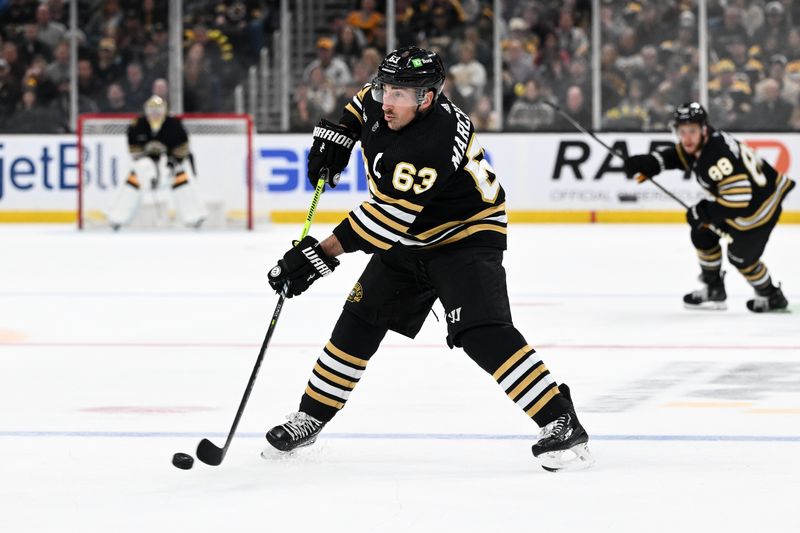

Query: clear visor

[371,82,425,106]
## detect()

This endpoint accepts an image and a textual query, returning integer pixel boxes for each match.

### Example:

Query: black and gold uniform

[626,102,793,312]
[127,116,190,163]
[265,47,593,471]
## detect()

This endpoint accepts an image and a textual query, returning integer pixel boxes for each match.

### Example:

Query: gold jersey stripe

[314,363,357,389]
[719,187,752,196]
[697,249,722,261]
[726,174,793,230]
[361,202,410,233]
[492,345,532,381]
[414,203,506,241]
[508,363,547,401]
[325,341,369,368]
[345,103,363,124]
[716,197,749,208]
[347,215,393,250]
[367,173,424,213]
[424,223,507,250]
[718,174,749,187]
[675,143,689,170]
[525,385,560,418]
[305,385,344,409]
[356,84,371,102]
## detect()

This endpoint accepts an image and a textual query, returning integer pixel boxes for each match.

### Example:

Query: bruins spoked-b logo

[347,282,363,303]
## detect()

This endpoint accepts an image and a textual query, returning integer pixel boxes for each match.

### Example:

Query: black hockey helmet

[671,102,708,129]
[371,46,445,105]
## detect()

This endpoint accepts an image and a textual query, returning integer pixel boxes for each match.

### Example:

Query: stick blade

[196,438,225,466]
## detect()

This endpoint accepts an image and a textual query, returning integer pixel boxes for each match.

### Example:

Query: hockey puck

[172,452,194,470]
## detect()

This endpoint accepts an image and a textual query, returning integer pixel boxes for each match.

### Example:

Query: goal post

[77,112,255,230]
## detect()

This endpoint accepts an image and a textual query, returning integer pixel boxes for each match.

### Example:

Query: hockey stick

[541,101,733,243]
[196,170,328,466]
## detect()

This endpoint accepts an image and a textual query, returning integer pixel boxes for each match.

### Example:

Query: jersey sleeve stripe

[423,223,507,250]
[367,175,424,212]
[360,202,410,232]
[716,197,750,208]
[345,103,364,124]
[719,188,753,197]
[413,203,506,240]
[346,215,394,250]
[718,174,749,187]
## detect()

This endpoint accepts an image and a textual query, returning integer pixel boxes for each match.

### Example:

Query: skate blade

[538,443,595,472]
[260,436,320,460]
[684,301,727,311]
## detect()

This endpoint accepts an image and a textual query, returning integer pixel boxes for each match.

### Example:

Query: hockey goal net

[77,113,255,230]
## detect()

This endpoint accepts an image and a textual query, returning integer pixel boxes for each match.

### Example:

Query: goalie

[106,96,207,230]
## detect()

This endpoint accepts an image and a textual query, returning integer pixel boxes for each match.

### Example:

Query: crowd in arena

[0,0,278,132]
[4,0,800,133]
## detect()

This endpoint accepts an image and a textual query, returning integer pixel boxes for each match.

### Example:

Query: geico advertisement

[1,133,798,211]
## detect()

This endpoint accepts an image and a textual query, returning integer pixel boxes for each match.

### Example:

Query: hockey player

[264,47,593,472]
[106,95,207,229]
[625,102,794,312]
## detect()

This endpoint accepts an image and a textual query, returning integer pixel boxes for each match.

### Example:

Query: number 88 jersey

[660,128,794,231]
[331,84,508,255]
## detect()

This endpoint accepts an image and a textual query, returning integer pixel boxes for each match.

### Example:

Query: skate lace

[283,412,321,441]
[539,414,569,440]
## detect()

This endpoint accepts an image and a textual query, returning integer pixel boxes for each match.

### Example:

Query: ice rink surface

[1,222,798,532]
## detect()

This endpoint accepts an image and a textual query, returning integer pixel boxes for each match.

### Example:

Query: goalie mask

[144,95,167,133]
[371,46,445,107]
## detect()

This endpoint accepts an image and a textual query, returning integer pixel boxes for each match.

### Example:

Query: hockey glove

[268,236,340,298]
[686,200,713,230]
[624,154,661,182]
[307,119,358,189]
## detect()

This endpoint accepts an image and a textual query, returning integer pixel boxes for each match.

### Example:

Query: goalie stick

[542,101,733,243]
[196,170,328,466]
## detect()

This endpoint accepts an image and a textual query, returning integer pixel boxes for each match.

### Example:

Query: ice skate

[264,412,325,453]
[747,285,789,313]
[683,272,727,310]
[531,384,594,472]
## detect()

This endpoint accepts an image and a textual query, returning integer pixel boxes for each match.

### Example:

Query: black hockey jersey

[655,128,794,231]
[127,116,190,160]
[332,85,507,255]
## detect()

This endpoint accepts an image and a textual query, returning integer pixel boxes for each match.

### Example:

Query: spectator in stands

[469,94,500,131]
[95,38,123,87]
[292,84,314,131]
[507,78,555,131]
[302,37,352,92]
[616,27,642,74]
[22,57,57,105]
[35,3,66,51]
[85,0,123,48]
[360,47,382,77]
[449,42,486,114]
[2,41,25,83]
[141,39,167,84]
[460,26,492,74]
[634,2,667,48]
[77,58,102,104]
[152,78,168,102]
[101,82,128,112]
[506,17,538,58]
[504,38,536,87]
[601,43,626,111]
[726,35,763,88]
[748,77,793,130]
[0,58,21,128]
[712,5,749,56]
[766,54,800,105]
[306,65,337,122]
[17,23,51,64]
[346,0,385,48]
[334,25,365,68]
[123,62,148,110]
[708,59,752,129]
[555,9,588,61]
[183,44,220,112]
[753,2,789,51]
[554,85,591,129]
[45,40,70,86]
[603,78,650,130]
[7,89,64,133]
[634,45,664,97]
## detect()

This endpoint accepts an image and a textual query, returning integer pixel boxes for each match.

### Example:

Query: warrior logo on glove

[268,236,340,298]
[307,119,358,188]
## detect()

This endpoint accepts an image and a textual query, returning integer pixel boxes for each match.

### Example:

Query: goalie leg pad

[106,172,143,228]
[171,168,208,227]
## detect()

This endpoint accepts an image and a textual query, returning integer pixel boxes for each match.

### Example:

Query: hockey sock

[695,244,722,281]
[738,261,774,295]
[459,325,571,427]
[298,310,387,422]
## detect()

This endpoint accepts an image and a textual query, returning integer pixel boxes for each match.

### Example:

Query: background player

[625,102,794,312]
[106,96,207,230]
[263,47,593,472]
